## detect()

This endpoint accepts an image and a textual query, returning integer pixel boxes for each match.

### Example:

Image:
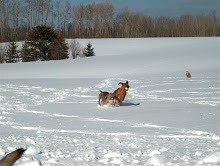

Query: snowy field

[0,37,220,166]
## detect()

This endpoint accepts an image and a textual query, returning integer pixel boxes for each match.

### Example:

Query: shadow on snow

[120,102,140,107]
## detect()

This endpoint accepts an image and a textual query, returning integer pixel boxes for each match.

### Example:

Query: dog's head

[118,81,129,91]
[186,71,191,76]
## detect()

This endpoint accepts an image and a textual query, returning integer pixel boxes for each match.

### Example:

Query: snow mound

[104,152,121,158]
[149,150,161,157]
[149,154,168,166]
[25,146,40,156]
[203,152,220,163]
[0,148,5,156]
[17,160,42,166]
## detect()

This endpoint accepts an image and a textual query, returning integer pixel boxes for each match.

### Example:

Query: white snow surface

[0,37,220,166]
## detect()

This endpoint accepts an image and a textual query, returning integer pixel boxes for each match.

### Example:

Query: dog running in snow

[186,71,191,78]
[113,81,129,105]
[98,81,129,107]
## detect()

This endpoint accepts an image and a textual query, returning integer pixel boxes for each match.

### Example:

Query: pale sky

[65,0,220,17]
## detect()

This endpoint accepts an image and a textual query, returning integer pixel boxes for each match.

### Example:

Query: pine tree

[0,45,6,63]
[20,41,37,62]
[28,25,58,61]
[48,37,69,60]
[83,42,95,57]
[5,42,19,63]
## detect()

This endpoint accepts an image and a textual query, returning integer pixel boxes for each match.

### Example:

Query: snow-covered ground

[0,37,220,166]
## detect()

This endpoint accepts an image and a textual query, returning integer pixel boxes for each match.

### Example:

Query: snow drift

[0,37,220,166]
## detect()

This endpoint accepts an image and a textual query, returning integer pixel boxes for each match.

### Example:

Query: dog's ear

[126,81,128,83]
[0,148,26,166]
[118,82,122,85]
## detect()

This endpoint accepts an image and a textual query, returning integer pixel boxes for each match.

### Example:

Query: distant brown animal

[113,81,129,105]
[186,71,191,78]
[0,148,26,166]
[98,90,119,106]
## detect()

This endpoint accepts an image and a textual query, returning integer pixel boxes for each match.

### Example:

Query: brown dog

[186,71,191,78]
[113,81,129,105]
[0,148,26,166]
[98,90,118,106]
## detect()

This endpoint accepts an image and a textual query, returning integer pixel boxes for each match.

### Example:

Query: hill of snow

[0,37,220,166]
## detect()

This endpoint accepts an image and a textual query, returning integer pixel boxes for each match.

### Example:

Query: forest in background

[0,0,220,42]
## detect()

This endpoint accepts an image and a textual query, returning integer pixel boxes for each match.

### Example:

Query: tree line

[0,0,219,42]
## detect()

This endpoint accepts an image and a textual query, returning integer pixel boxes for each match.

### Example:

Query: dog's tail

[0,148,26,166]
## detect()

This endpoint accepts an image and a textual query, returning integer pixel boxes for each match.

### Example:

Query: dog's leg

[111,96,117,107]
[98,96,101,105]
[98,91,103,106]
[112,97,116,107]
[114,96,120,106]
[98,95,102,106]
[98,94,101,105]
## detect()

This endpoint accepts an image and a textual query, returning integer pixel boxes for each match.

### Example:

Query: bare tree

[61,1,71,36]
[0,0,13,41]
[11,0,20,40]
[0,0,2,41]
[44,0,52,25]
[55,1,61,34]
[210,10,218,36]
[70,39,83,59]
[25,0,32,34]
[72,5,85,37]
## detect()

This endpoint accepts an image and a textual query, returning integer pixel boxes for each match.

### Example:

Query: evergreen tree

[20,41,37,62]
[5,42,19,63]
[0,45,6,63]
[83,42,95,57]
[48,37,69,60]
[28,25,58,61]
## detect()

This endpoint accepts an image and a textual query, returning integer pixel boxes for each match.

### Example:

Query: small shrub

[70,39,83,59]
